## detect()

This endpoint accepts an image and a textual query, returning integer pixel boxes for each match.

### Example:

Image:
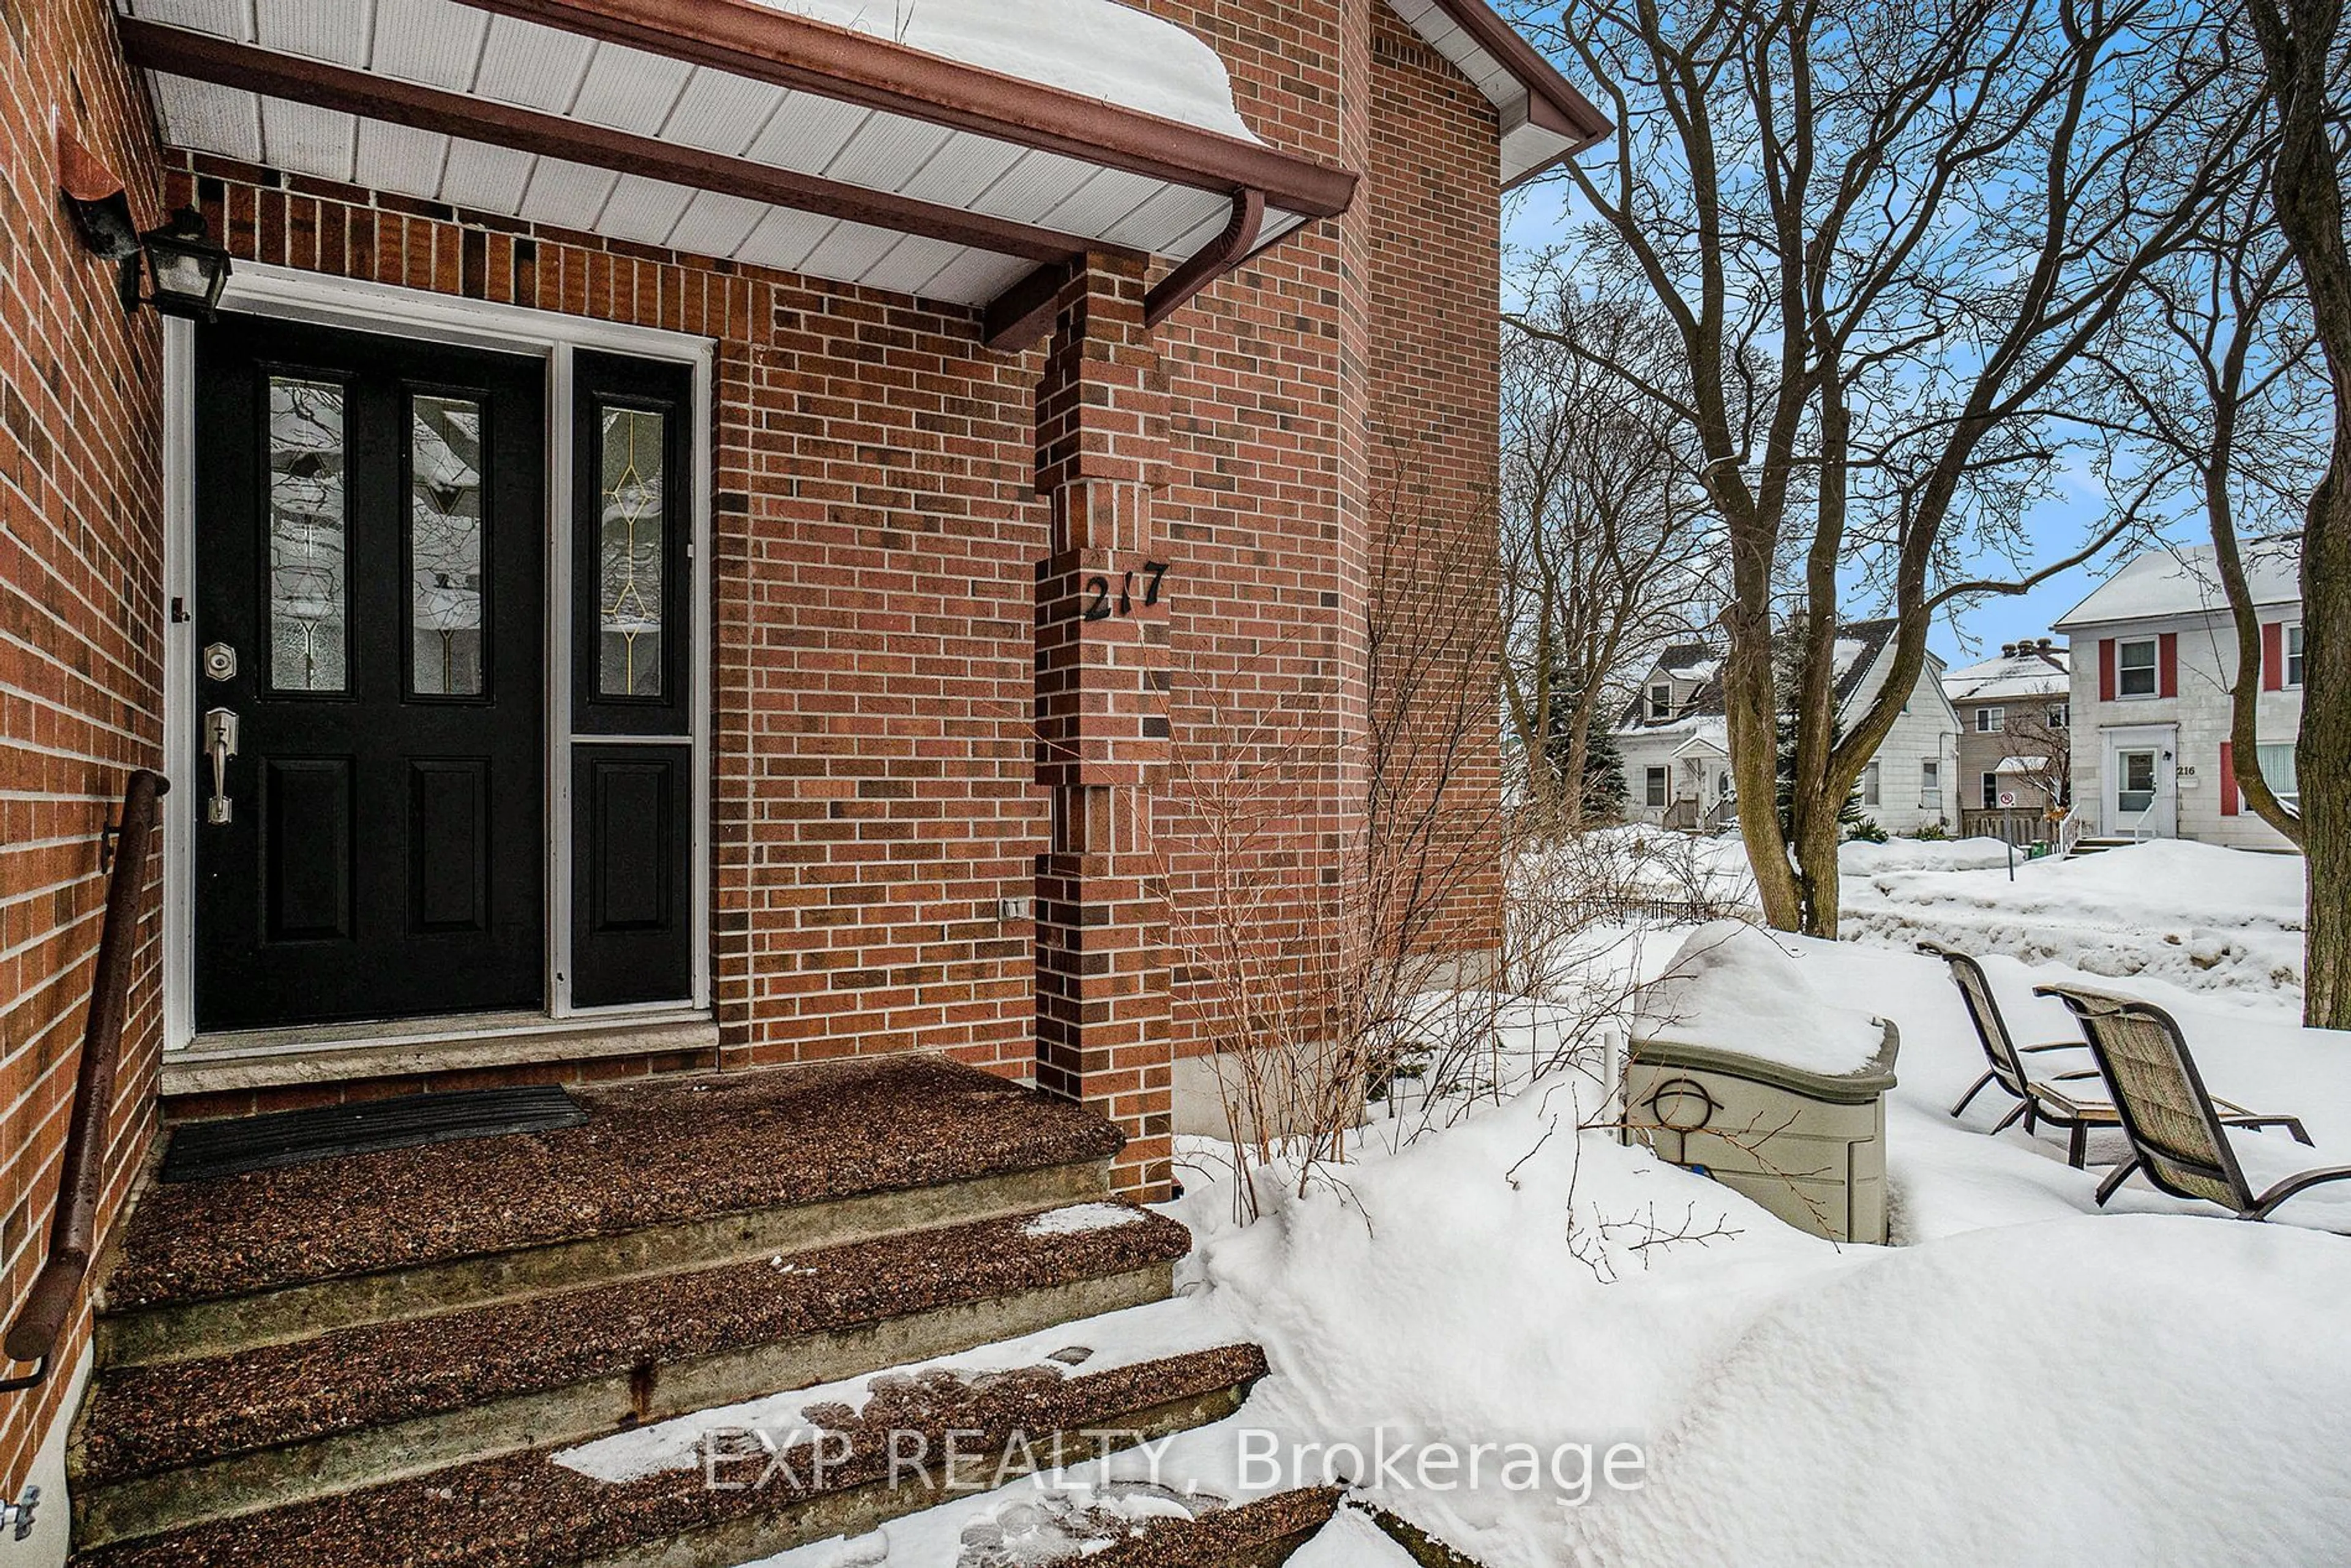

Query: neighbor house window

[1921,760,1942,809]
[1976,706,2004,733]
[2049,704,2069,729]
[2287,624,2305,689]
[2117,638,2159,697]
[1982,772,2001,809]
[1645,766,1668,808]
[2257,743,2300,811]
[1648,683,1673,721]
[1862,762,1881,807]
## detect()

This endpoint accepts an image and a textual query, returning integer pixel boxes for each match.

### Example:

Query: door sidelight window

[266,375,350,694]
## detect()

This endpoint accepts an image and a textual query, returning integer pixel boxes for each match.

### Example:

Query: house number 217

[1081,561,1171,621]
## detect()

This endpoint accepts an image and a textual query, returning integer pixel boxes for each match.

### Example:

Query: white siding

[2066,612,2301,850]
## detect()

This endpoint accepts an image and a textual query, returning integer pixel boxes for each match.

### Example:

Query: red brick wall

[1366,8,1507,958]
[0,0,168,1495]
[1142,0,1374,1057]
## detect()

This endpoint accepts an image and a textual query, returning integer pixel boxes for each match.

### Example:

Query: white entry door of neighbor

[2102,725,2178,838]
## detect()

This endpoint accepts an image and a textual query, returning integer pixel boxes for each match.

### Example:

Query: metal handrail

[1,770,168,1393]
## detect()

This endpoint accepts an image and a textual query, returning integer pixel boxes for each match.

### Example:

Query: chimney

[2000,642,2017,658]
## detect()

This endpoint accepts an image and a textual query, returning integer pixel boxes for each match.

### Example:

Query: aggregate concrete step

[72,1204,1190,1547]
[100,1056,1121,1367]
[69,1340,1270,1568]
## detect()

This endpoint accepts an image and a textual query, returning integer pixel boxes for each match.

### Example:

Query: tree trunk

[2246,0,2351,1027]
[2303,449,2351,1025]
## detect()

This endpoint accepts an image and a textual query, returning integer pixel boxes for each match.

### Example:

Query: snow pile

[1839,839,2306,1010]
[1289,1508,1421,1566]
[1563,1216,2351,1568]
[1168,1050,2351,1568]
[760,1,1258,140]
[1632,921,1886,1075]
[1839,835,2017,875]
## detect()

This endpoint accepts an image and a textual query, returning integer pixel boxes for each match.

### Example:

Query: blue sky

[1500,187,2156,668]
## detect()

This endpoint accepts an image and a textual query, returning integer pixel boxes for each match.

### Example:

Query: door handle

[203,708,240,825]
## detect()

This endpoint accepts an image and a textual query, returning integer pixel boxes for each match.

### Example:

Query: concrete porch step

[72,1203,1190,1548]
[100,1056,1123,1367]
[69,1335,1269,1568]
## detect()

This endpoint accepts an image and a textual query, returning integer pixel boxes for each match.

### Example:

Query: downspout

[1143,189,1266,329]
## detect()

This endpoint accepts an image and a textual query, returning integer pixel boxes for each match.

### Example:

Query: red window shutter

[2221,742,2240,816]
[2099,638,2116,702]
[2263,621,2284,691]
[2159,632,2178,698]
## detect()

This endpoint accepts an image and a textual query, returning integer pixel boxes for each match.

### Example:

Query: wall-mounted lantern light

[58,124,233,321]
[118,208,232,321]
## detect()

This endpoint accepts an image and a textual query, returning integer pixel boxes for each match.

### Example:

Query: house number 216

[1081,560,1171,621]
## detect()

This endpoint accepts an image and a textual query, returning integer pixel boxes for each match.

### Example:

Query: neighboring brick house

[2053,543,2303,849]
[1614,621,1962,836]
[0,0,1610,1537]
[1943,638,2071,842]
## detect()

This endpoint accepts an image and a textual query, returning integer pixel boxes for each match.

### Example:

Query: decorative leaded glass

[267,377,348,693]
[597,405,664,699]
[408,394,487,697]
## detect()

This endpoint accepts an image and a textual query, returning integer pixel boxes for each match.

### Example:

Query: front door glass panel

[266,376,350,695]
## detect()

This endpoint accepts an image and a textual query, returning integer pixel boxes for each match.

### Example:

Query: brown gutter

[1143,188,1265,329]
[118,19,1139,270]
[980,190,1270,353]
[2,770,168,1393]
[1421,0,1613,184]
[450,0,1359,219]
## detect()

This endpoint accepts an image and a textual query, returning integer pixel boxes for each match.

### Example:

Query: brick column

[1033,255,1173,1198]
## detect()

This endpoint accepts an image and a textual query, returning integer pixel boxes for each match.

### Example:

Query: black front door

[193,317,546,1031]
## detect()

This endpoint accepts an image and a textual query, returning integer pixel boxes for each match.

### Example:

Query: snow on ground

[1289,1507,1422,1566]
[732,831,2350,1567]
[1839,837,2307,1012]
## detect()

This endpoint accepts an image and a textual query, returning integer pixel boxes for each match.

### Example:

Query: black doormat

[160,1086,589,1184]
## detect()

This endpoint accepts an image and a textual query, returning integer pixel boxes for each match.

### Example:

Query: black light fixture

[118,207,233,321]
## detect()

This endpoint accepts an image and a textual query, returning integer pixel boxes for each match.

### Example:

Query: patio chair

[1918,940,2118,1168]
[1920,940,2300,1170]
[2035,984,2336,1221]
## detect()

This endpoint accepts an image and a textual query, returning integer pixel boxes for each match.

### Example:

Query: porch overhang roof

[114,0,1362,347]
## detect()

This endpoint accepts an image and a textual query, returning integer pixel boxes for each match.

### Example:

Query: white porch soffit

[1384,0,1611,187]
[113,0,1363,343]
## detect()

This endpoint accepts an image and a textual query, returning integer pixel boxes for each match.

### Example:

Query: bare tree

[2088,93,2325,848]
[2238,0,2351,1024]
[1501,300,1716,836]
[1165,480,1515,1217]
[1510,0,2254,936]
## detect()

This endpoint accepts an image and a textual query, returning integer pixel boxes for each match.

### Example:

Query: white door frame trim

[160,263,716,1050]
[2099,721,2178,839]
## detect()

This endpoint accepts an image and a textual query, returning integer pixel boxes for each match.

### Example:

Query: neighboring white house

[2052,542,2302,850]
[1614,620,1962,835]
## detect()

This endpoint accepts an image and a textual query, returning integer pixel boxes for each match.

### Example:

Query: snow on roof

[1616,620,1904,733]
[2053,541,2300,631]
[763,0,1257,140]
[1993,754,2052,774]
[1943,645,2070,703]
[1670,722,1729,758]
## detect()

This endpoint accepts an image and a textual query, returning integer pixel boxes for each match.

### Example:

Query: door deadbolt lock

[203,708,240,826]
[202,642,238,681]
